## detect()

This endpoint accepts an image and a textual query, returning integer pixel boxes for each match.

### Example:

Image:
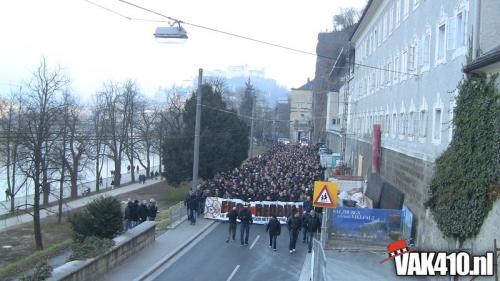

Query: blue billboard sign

[331,207,403,242]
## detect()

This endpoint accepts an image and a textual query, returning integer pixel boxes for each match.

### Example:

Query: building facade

[290,80,314,143]
[346,0,473,246]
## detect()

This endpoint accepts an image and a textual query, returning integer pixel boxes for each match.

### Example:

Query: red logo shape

[379,240,416,264]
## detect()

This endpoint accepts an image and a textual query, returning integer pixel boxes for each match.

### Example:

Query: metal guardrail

[312,238,328,281]
[165,201,186,228]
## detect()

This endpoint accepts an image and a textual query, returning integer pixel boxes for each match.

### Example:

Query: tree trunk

[146,147,151,179]
[95,154,100,192]
[70,160,79,198]
[42,162,49,206]
[33,166,43,250]
[58,163,65,224]
[114,160,121,187]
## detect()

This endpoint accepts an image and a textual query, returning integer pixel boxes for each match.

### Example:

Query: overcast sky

[0,0,366,100]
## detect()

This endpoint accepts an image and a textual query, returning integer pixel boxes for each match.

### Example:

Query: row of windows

[354,9,467,100]
[351,107,446,143]
[358,0,422,61]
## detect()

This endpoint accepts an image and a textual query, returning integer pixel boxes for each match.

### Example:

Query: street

[150,223,307,281]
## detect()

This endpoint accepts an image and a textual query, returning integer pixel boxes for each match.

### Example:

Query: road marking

[249,235,260,250]
[226,265,240,281]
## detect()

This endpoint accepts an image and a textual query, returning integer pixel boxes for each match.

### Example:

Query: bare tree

[333,8,362,31]
[135,100,158,178]
[0,90,27,212]
[122,80,140,182]
[98,81,129,187]
[90,94,107,192]
[18,58,69,250]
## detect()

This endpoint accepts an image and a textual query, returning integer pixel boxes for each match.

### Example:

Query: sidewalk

[99,218,217,281]
[0,179,163,233]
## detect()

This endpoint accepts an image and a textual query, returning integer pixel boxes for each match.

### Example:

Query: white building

[345,0,474,246]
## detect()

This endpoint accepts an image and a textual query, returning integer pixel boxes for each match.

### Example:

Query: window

[419,110,427,137]
[408,112,414,136]
[412,111,419,136]
[399,113,405,135]
[396,0,401,27]
[455,11,465,48]
[386,114,391,135]
[402,49,408,80]
[383,13,388,40]
[394,55,400,82]
[433,108,442,140]
[437,23,446,62]
[408,45,416,72]
[392,113,397,136]
[403,0,410,19]
[423,31,431,67]
[389,7,394,34]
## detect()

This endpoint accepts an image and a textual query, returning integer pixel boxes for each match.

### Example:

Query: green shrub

[69,196,123,242]
[20,262,53,281]
[69,236,114,261]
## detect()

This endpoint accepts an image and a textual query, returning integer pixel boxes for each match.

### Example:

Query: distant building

[290,79,314,143]
[275,97,290,139]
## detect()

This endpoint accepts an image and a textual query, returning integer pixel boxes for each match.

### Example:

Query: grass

[0,239,72,280]
[159,182,190,206]
[253,145,268,156]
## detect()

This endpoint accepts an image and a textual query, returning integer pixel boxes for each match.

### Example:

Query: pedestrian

[266,214,281,251]
[301,210,310,243]
[131,200,140,227]
[138,200,148,224]
[147,198,158,221]
[238,203,253,245]
[99,176,103,187]
[226,206,238,243]
[136,165,139,173]
[124,199,134,230]
[150,171,154,178]
[287,211,302,254]
[303,195,313,213]
[306,210,321,253]
[155,171,159,179]
[188,192,199,225]
[5,188,10,201]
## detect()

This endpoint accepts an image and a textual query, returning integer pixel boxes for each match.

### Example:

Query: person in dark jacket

[238,204,253,245]
[130,200,140,228]
[287,211,302,254]
[226,207,238,242]
[188,193,199,225]
[306,210,321,253]
[266,214,281,251]
[124,199,134,230]
[147,198,158,221]
[301,211,310,243]
[303,195,313,213]
[138,200,148,224]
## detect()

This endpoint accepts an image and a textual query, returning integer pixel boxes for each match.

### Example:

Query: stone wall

[49,221,156,281]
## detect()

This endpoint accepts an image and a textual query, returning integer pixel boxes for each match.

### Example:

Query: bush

[20,262,53,281]
[69,196,123,242]
[69,236,114,261]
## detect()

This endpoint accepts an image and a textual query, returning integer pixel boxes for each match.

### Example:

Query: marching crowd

[123,198,158,230]
[199,144,324,202]
[181,143,325,253]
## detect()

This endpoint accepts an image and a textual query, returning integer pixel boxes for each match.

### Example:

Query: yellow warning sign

[313,181,339,208]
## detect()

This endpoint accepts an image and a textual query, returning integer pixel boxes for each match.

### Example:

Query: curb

[133,220,217,281]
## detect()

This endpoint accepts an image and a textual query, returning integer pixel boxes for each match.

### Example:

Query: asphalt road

[151,223,308,281]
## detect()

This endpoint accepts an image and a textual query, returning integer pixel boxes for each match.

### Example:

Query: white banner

[204,197,303,225]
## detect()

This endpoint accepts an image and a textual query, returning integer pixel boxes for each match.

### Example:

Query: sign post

[313,181,339,246]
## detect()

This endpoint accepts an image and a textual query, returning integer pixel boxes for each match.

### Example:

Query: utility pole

[340,55,350,175]
[192,68,203,193]
[249,93,256,158]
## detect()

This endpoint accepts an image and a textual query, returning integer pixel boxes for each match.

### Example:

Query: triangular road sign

[314,185,335,207]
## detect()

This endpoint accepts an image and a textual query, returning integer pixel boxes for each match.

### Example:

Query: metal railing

[165,201,186,228]
[312,238,328,281]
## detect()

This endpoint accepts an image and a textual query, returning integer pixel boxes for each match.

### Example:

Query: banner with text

[331,207,403,242]
[204,197,303,225]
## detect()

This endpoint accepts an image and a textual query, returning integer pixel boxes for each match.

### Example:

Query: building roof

[463,46,500,73]
[292,79,315,91]
[349,0,373,42]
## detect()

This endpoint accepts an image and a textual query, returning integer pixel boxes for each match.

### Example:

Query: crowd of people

[123,198,158,230]
[199,144,325,203]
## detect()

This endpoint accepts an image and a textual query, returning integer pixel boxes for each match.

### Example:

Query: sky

[0,0,366,101]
